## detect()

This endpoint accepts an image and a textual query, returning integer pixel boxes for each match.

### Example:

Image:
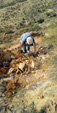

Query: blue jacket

[21,32,34,44]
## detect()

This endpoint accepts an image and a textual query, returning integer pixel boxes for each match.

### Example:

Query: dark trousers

[23,46,30,53]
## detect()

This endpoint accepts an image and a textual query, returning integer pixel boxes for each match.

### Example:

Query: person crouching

[20,32,36,53]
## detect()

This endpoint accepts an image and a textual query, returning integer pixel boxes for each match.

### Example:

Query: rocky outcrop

[0,46,52,94]
[0,48,14,67]
[0,43,57,113]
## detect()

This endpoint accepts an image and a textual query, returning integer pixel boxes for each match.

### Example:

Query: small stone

[18,63,26,71]
[7,91,13,98]
[16,49,23,58]
[3,50,13,62]
[31,60,35,68]
[0,74,8,79]
[24,75,27,77]
[3,77,13,83]
[8,68,17,75]
[48,44,53,49]
[3,61,9,67]
[0,68,7,75]
[16,68,21,74]
[40,95,44,99]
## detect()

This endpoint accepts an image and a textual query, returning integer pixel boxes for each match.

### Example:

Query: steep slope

[0,0,57,27]
[0,0,57,113]
[0,31,57,113]
[0,0,57,48]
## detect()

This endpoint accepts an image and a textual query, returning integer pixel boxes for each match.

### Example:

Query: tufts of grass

[46,12,57,17]
[0,0,57,49]
[41,24,57,49]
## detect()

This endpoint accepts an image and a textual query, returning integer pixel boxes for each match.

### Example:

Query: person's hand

[33,49,36,53]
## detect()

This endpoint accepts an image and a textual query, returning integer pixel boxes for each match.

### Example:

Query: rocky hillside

[0,32,57,113]
[0,0,57,113]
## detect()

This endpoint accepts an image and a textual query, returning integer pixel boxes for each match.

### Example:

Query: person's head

[26,37,33,45]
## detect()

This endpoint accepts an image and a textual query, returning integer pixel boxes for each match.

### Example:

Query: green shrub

[50,13,57,17]
[46,12,57,17]
[38,18,44,23]
[46,12,50,16]
[20,22,23,26]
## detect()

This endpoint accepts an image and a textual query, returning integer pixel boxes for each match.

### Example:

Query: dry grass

[0,0,57,49]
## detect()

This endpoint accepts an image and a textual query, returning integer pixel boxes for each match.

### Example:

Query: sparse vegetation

[0,0,57,48]
[46,12,57,17]
[0,1,57,113]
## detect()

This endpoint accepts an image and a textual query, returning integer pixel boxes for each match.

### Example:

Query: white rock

[18,63,26,70]
[24,75,27,77]
[8,68,16,74]
[31,60,35,68]
[3,77,13,82]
